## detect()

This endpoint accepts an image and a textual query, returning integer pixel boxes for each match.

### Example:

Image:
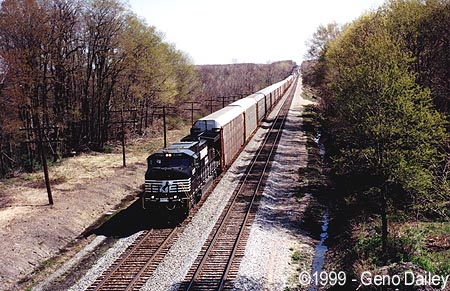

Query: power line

[184,101,201,125]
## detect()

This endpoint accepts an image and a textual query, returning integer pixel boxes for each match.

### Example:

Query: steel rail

[183,77,298,291]
[217,78,298,290]
[184,88,289,290]
[88,227,177,291]
[123,227,179,290]
[87,185,212,291]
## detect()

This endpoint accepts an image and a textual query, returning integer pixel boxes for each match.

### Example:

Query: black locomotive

[143,132,220,214]
[142,74,295,215]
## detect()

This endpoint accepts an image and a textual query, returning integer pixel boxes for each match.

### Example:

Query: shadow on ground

[83,196,183,238]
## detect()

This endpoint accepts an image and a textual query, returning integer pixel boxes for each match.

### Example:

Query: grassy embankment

[0,121,190,191]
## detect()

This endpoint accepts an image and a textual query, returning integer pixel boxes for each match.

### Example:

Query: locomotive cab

[143,140,215,214]
[144,149,197,213]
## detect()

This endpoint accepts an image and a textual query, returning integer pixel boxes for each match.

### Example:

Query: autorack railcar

[142,74,295,215]
[228,98,258,142]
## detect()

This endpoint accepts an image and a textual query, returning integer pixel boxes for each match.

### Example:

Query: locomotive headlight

[151,195,155,199]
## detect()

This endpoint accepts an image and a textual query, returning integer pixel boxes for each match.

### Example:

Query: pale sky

[127,0,386,65]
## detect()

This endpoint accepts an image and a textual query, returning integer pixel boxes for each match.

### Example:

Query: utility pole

[36,116,53,205]
[120,109,125,167]
[184,101,201,125]
[217,96,232,108]
[20,113,58,205]
[163,106,167,148]
[205,98,219,114]
[109,108,137,167]
[152,106,175,148]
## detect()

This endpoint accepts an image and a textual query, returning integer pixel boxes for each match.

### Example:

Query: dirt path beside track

[0,129,188,291]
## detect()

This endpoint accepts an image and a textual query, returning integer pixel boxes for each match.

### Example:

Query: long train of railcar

[142,74,295,215]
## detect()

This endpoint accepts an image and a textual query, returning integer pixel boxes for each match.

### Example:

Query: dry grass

[60,127,190,184]
[1,126,190,194]
[0,125,190,290]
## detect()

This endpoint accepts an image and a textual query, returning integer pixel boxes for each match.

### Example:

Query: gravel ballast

[234,80,315,291]
[138,90,290,291]
[67,231,143,291]
[65,80,313,291]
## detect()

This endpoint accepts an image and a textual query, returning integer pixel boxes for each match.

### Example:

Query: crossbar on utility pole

[184,101,201,125]
[109,108,137,167]
[152,106,175,148]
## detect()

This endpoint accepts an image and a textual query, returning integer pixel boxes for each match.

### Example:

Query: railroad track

[178,77,298,291]
[85,227,176,291]
[85,201,208,291]
[84,77,297,291]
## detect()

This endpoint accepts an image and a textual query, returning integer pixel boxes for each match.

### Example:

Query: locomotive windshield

[148,156,190,168]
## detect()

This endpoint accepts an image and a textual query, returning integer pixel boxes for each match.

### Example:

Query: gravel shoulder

[234,80,316,291]
[65,81,295,291]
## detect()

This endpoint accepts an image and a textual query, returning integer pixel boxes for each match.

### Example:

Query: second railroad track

[178,77,298,291]
[83,76,297,291]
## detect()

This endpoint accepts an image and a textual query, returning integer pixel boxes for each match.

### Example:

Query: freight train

[142,74,295,215]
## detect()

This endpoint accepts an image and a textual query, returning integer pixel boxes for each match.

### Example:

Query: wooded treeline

[197,61,295,115]
[0,0,198,176]
[303,0,449,265]
[0,0,296,177]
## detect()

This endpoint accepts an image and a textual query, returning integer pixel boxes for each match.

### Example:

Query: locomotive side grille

[145,178,191,193]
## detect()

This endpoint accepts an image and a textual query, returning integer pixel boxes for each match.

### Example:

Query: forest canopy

[303,0,449,260]
[0,0,296,177]
[0,0,199,175]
